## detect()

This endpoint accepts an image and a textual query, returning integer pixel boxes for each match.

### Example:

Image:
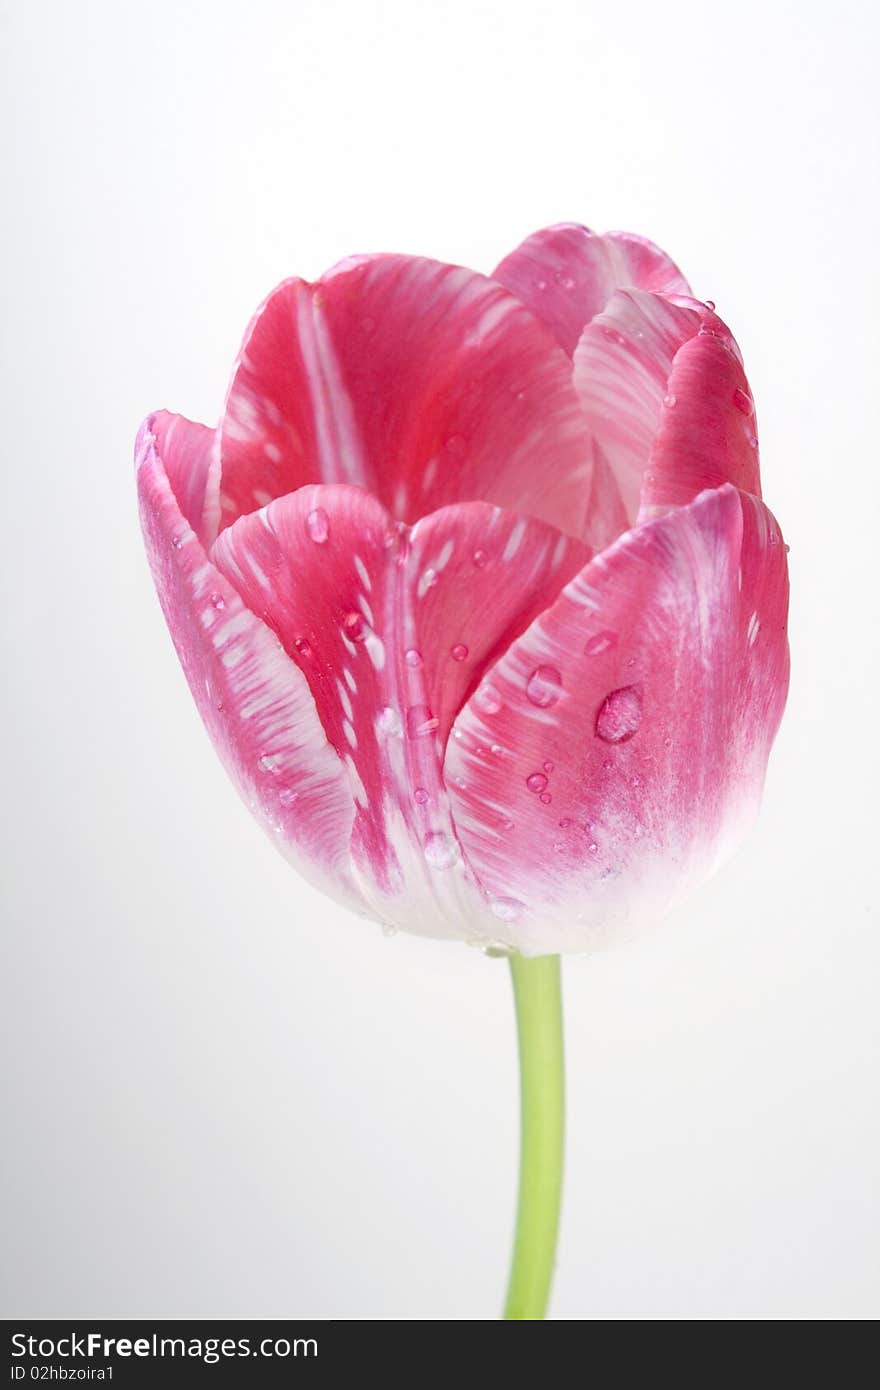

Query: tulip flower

[137,224,789,1319]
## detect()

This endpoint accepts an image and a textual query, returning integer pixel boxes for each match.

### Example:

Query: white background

[3,0,878,1319]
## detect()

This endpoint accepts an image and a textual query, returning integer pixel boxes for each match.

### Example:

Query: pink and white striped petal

[149,410,221,549]
[493,223,691,357]
[211,488,587,938]
[573,291,761,532]
[136,414,362,910]
[445,485,789,955]
[218,255,592,541]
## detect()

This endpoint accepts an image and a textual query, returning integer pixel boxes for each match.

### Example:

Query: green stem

[503,953,565,1321]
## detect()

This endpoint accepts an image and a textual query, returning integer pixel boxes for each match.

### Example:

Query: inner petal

[217,254,592,541]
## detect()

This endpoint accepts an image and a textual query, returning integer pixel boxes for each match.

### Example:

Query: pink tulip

[137,224,789,957]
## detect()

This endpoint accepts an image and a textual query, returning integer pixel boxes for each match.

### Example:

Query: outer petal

[445,486,789,955]
[211,486,588,939]
[149,410,221,548]
[136,414,361,909]
[573,290,762,535]
[218,255,592,541]
[493,223,691,357]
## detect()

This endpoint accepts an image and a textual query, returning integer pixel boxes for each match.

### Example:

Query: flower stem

[503,953,565,1320]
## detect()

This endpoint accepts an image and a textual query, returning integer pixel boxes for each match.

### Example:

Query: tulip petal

[573,291,762,532]
[211,487,587,937]
[149,410,221,548]
[493,223,691,357]
[641,324,763,516]
[218,255,592,541]
[445,485,789,955]
[136,414,361,908]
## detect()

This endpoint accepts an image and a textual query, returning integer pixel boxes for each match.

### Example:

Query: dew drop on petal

[278,787,299,807]
[407,704,440,737]
[595,685,643,744]
[732,387,753,416]
[705,299,716,311]
[540,792,552,804]
[293,636,313,660]
[414,787,429,805]
[475,683,502,715]
[209,592,226,611]
[588,841,599,854]
[662,392,676,408]
[424,830,457,869]
[451,643,469,662]
[526,665,562,708]
[171,534,184,550]
[584,630,616,657]
[543,760,554,773]
[526,771,548,794]
[343,610,367,642]
[405,647,422,668]
[306,507,330,543]
[472,548,488,568]
[491,897,524,922]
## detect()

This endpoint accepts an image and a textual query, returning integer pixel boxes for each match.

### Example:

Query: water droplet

[540,792,552,804]
[526,665,562,708]
[491,897,524,922]
[424,830,457,869]
[556,273,575,289]
[404,647,422,667]
[543,760,554,773]
[491,743,503,756]
[535,278,548,291]
[558,817,572,829]
[705,299,716,311]
[526,772,548,794]
[498,815,515,832]
[407,704,439,737]
[171,534,184,550]
[451,643,469,662]
[584,630,617,657]
[747,433,759,449]
[768,529,779,546]
[472,548,488,568]
[663,392,677,408]
[278,787,298,807]
[258,753,281,773]
[209,592,226,611]
[603,326,627,346]
[414,786,429,805]
[377,705,403,738]
[595,685,643,743]
[293,636,313,659]
[343,610,368,642]
[306,507,330,543]
[588,841,599,854]
[475,683,501,714]
[421,567,438,591]
[732,387,753,416]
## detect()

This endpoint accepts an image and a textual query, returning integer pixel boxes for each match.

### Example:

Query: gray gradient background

[3,0,878,1320]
